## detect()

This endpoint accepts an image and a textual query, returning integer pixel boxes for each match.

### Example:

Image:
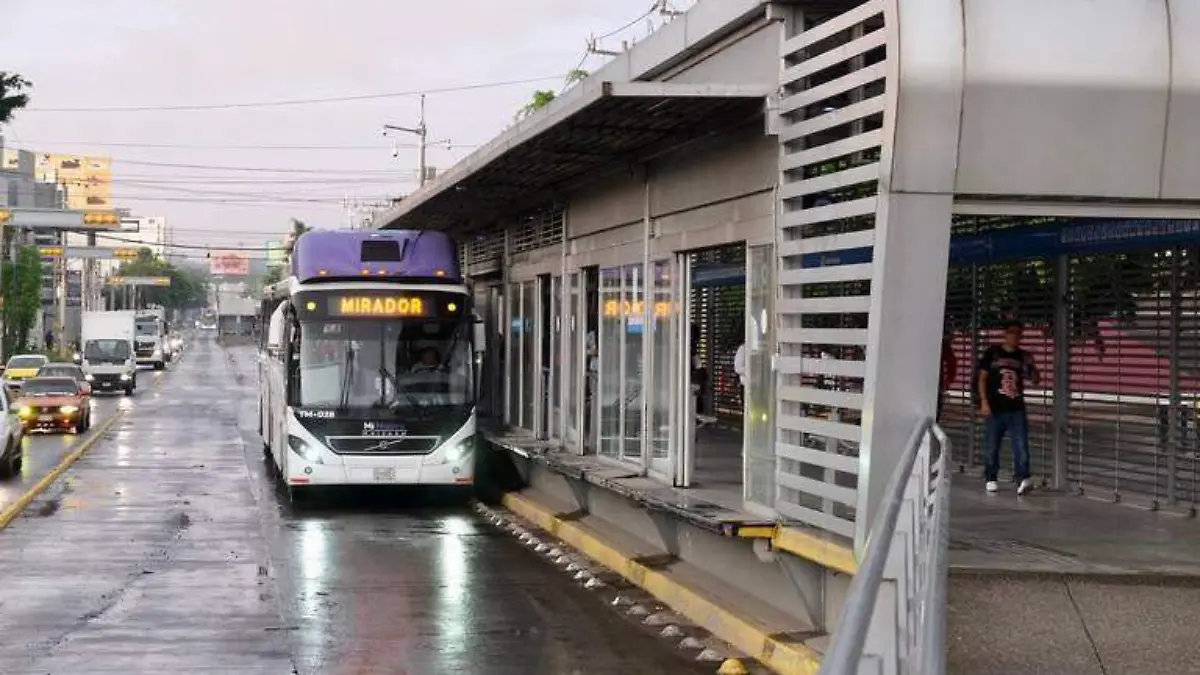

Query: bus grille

[324,435,440,455]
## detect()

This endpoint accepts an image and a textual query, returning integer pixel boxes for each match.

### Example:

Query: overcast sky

[0,0,690,259]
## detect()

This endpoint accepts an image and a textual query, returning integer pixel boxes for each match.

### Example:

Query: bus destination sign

[330,295,429,318]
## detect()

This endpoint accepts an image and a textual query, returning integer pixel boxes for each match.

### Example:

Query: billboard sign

[210,251,250,276]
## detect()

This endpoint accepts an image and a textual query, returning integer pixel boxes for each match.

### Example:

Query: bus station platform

[949,473,1200,577]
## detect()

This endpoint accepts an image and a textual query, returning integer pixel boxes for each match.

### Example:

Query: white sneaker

[985,481,999,493]
[1017,478,1033,495]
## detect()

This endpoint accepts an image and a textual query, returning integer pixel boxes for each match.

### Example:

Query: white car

[0,388,26,478]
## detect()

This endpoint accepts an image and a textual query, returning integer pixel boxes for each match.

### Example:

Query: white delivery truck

[134,308,168,370]
[81,310,138,395]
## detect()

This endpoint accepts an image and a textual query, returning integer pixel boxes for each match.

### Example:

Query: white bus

[257,229,483,499]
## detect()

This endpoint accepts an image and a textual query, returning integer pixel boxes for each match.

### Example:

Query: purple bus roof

[291,229,461,283]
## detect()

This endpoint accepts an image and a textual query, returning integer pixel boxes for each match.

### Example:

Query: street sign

[0,207,124,230]
[106,275,171,287]
[37,246,141,260]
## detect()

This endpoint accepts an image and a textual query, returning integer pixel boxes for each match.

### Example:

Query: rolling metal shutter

[942,258,1058,486]
[1066,249,1173,510]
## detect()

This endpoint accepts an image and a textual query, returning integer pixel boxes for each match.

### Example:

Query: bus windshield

[295,317,473,413]
[135,321,158,337]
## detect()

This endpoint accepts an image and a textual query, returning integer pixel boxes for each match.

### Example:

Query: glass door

[548,274,562,441]
[647,258,676,480]
[673,254,696,487]
[565,272,583,451]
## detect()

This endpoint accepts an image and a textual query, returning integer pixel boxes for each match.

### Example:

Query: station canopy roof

[378,80,774,231]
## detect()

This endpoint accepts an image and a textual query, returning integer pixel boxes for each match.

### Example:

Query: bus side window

[284,318,301,405]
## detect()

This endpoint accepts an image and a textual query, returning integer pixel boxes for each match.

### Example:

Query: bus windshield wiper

[337,343,355,412]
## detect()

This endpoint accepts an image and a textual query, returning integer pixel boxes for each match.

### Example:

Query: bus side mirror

[473,319,486,354]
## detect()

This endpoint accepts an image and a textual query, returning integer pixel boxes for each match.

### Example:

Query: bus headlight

[17,407,32,418]
[444,437,475,463]
[287,434,324,464]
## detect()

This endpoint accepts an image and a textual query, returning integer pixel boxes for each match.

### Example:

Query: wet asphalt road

[0,336,711,674]
[0,373,162,514]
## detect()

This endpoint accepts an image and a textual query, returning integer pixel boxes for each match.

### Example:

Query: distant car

[2,354,49,392]
[14,376,93,434]
[0,388,25,478]
[37,362,92,400]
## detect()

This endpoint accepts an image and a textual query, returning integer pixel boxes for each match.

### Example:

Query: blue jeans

[984,410,1030,482]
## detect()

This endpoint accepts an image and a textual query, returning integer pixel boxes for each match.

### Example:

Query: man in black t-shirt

[977,320,1039,495]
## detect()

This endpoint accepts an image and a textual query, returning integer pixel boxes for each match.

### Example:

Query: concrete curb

[0,409,126,530]
[500,491,824,675]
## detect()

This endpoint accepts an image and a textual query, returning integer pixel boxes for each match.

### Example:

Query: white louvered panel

[777,441,860,474]
[776,501,857,539]
[778,327,869,346]
[799,357,867,379]
[780,130,884,172]
[777,472,858,509]
[779,97,886,144]
[779,0,884,56]
[778,384,864,410]
[778,229,876,258]
[778,263,874,286]
[777,63,887,116]
[777,296,872,315]
[778,196,878,229]
[775,355,865,379]
[775,1,889,541]
[778,413,862,443]
[782,29,887,84]
[779,163,881,201]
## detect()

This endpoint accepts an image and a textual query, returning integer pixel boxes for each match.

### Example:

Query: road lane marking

[0,410,126,530]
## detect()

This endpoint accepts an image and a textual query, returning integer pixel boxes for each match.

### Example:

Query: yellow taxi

[2,354,49,394]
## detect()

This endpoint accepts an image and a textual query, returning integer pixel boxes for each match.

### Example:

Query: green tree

[515,69,588,120]
[1,246,45,355]
[103,249,208,311]
[282,218,311,257]
[0,72,32,125]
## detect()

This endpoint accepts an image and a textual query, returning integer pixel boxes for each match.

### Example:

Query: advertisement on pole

[265,240,286,268]
[209,251,250,276]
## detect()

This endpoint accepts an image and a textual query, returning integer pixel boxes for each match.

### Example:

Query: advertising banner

[209,251,250,276]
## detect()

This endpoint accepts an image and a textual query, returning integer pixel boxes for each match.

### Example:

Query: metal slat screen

[776,1,887,540]
[943,221,1200,516]
[1067,250,1172,509]
[943,258,1057,485]
[689,246,746,422]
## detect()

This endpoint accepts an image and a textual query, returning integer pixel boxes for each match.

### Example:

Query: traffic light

[82,212,120,226]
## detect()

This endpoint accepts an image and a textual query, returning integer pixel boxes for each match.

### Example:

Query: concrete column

[855,192,953,554]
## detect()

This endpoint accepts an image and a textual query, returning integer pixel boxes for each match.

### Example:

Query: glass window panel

[622,263,644,462]
[506,286,520,425]
[745,244,776,509]
[566,274,581,447]
[650,260,673,462]
[520,281,536,430]
[598,267,623,459]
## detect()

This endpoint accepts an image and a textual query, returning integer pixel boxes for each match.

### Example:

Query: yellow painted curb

[502,491,824,675]
[0,410,126,530]
[737,525,858,576]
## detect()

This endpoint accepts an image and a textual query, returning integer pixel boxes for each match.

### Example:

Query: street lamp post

[384,94,429,188]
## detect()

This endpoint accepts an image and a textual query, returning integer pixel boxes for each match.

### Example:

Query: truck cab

[134,309,168,370]
[82,310,138,395]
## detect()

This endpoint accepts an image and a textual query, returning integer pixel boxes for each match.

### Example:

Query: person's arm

[1025,352,1041,386]
[977,349,992,415]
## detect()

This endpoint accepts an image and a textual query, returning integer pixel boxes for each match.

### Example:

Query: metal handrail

[818,417,952,675]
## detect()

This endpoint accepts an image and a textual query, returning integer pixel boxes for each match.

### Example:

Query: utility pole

[383,94,430,188]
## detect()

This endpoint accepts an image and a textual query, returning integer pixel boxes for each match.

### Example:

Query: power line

[26,74,568,113]
[92,233,274,251]
[15,139,476,151]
